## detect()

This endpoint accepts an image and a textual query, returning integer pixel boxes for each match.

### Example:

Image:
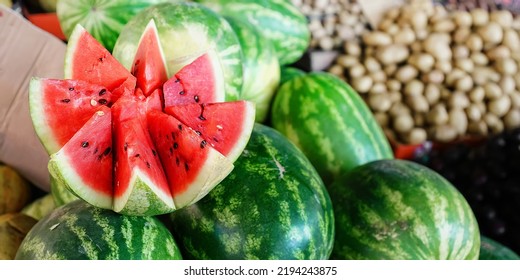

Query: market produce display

[15,200,183,260]
[329,159,480,260]
[479,235,520,260]
[0,213,37,260]
[170,124,334,260]
[328,1,520,145]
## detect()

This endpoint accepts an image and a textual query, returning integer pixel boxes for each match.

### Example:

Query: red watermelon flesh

[29,78,116,154]
[131,20,168,97]
[64,24,136,100]
[163,50,226,107]
[164,101,255,162]
[111,95,174,215]
[147,110,233,208]
[48,106,113,209]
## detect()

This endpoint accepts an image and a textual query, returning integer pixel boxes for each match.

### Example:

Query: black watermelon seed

[81,141,89,148]
[68,87,74,91]
[99,89,106,96]
[152,149,157,156]
[178,124,182,130]
[135,154,140,158]
[146,162,151,169]
[173,143,178,149]
[184,162,189,171]
[194,95,199,102]
[103,147,111,156]
[200,140,207,149]
[98,99,108,105]
[175,79,180,83]
[179,90,185,95]
[61,99,71,103]
[124,143,128,152]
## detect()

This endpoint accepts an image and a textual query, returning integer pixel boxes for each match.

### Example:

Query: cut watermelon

[48,107,113,209]
[163,50,226,107]
[164,101,255,162]
[131,20,169,97]
[29,78,116,154]
[147,110,233,208]
[64,24,136,100]
[111,95,174,216]
[30,21,254,216]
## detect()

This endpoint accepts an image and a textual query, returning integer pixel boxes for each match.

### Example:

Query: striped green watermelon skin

[15,200,182,260]
[225,16,280,123]
[270,72,393,186]
[279,67,305,85]
[112,2,243,101]
[329,159,480,260]
[479,236,520,260]
[57,0,172,52]
[169,124,334,260]
[197,0,310,65]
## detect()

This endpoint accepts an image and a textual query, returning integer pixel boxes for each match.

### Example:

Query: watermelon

[147,110,233,208]
[21,194,56,220]
[329,159,480,260]
[15,200,183,260]
[224,16,280,123]
[270,72,393,185]
[113,2,243,101]
[57,0,172,52]
[196,0,310,65]
[30,22,254,216]
[164,100,256,163]
[163,50,225,107]
[131,19,169,97]
[50,174,78,206]
[49,107,113,210]
[169,124,334,260]
[479,236,520,260]
[279,66,305,85]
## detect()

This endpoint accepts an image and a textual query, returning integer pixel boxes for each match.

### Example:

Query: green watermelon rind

[225,16,280,123]
[329,159,481,260]
[15,200,183,260]
[113,169,176,216]
[112,2,244,101]
[48,153,112,210]
[57,0,172,53]
[479,236,520,260]
[21,194,56,221]
[50,174,79,207]
[270,72,394,185]
[197,0,310,65]
[170,124,335,260]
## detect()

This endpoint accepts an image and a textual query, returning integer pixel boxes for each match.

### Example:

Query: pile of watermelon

[9,0,516,260]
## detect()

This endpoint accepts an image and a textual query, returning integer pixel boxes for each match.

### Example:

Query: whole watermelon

[112,2,243,101]
[15,200,183,260]
[225,16,280,123]
[270,72,393,186]
[57,0,172,52]
[196,0,310,65]
[169,124,334,260]
[479,236,520,260]
[329,159,480,260]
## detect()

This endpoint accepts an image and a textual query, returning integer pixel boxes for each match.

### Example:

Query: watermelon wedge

[111,96,175,216]
[163,50,225,107]
[131,20,169,97]
[164,101,255,162]
[48,107,113,209]
[29,78,116,154]
[64,24,137,100]
[147,110,233,208]
[30,21,255,216]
